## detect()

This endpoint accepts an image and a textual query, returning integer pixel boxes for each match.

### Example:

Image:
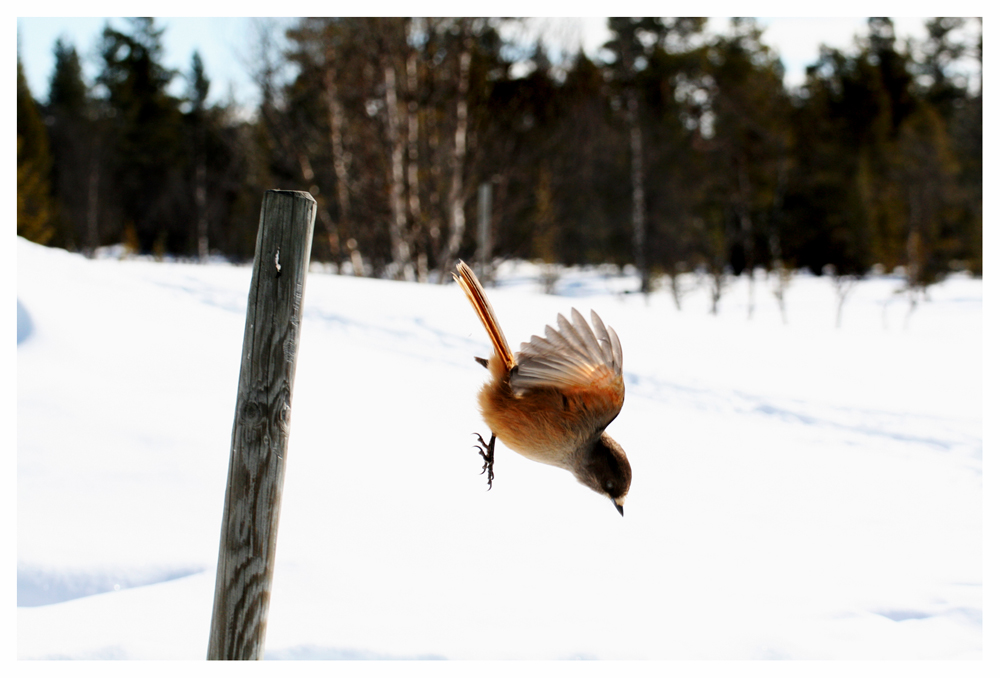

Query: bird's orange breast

[477,354,623,468]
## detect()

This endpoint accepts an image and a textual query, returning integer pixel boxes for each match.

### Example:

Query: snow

[16,236,982,661]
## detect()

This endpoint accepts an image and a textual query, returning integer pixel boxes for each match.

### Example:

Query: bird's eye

[605,481,614,490]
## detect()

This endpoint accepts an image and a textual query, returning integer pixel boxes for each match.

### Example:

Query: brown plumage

[454,261,631,515]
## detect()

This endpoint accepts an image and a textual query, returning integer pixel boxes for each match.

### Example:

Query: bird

[453,261,631,516]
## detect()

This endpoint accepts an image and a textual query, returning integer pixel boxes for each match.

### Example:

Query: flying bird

[454,261,631,515]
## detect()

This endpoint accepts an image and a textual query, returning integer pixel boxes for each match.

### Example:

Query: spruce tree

[47,38,95,251]
[17,56,54,245]
[96,17,184,253]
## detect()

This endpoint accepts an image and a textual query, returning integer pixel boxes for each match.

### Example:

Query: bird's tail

[453,261,515,371]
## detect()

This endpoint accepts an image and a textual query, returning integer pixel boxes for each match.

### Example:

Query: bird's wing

[511,308,624,418]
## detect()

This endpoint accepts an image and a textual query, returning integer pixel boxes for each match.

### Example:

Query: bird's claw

[474,432,496,490]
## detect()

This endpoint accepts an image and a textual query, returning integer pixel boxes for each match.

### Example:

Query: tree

[46,37,104,254]
[640,31,706,310]
[283,18,399,275]
[96,17,185,253]
[17,56,55,245]
[549,50,627,267]
[788,45,880,276]
[187,51,211,260]
[382,21,416,280]
[700,19,791,318]
[916,17,981,275]
[605,18,666,294]
[437,19,477,280]
[20,15,980,287]
[604,18,713,298]
[782,17,983,326]
[918,17,970,118]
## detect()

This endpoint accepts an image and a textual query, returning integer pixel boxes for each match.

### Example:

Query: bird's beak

[615,501,624,517]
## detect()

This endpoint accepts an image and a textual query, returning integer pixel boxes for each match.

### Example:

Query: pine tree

[640,22,707,309]
[700,18,791,317]
[46,38,96,251]
[17,56,55,245]
[917,17,981,274]
[554,50,623,266]
[96,17,184,252]
[187,51,211,260]
[605,18,663,294]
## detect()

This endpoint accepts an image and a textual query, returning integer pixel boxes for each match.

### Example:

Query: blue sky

[16,17,279,108]
[15,16,973,109]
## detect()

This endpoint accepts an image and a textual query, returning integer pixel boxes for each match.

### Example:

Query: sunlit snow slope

[17,237,981,659]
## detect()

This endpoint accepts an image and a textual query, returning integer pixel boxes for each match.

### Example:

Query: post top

[265,189,317,203]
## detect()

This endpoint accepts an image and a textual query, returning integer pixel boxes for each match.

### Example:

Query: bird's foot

[474,432,496,490]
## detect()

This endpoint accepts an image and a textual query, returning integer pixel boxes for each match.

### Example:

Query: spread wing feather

[589,311,623,373]
[511,308,624,400]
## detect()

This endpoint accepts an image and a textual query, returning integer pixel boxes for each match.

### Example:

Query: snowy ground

[16,236,982,661]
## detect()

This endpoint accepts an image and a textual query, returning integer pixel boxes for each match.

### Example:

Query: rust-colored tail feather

[454,261,515,370]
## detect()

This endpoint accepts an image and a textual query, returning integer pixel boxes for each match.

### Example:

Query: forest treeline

[17,17,982,301]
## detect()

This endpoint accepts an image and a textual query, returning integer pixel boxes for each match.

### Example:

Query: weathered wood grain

[208,190,316,660]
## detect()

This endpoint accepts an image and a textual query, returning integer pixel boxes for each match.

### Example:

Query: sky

[15,15,980,110]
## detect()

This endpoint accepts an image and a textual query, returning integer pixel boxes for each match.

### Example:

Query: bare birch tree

[405,48,427,281]
[438,26,473,281]
[384,62,414,280]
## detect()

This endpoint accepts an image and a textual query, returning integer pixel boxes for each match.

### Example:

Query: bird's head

[575,431,631,516]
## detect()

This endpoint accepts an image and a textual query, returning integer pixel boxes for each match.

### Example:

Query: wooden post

[208,190,316,660]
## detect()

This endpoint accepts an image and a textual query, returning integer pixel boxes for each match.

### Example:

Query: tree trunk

[195,158,208,261]
[384,64,414,280]
[439,40,471,280]
[833,275,857,329]
[323,61,363,276]
[406,51,427,282]
[626,89,649,294]
[710,270,725,315]
[768,157,790,324]
[906,185,922,290]
[669,271,683,311]
[86,156,99,257]
[292,149,346,270]
[736,155,755,319]
[477,181,493,283]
